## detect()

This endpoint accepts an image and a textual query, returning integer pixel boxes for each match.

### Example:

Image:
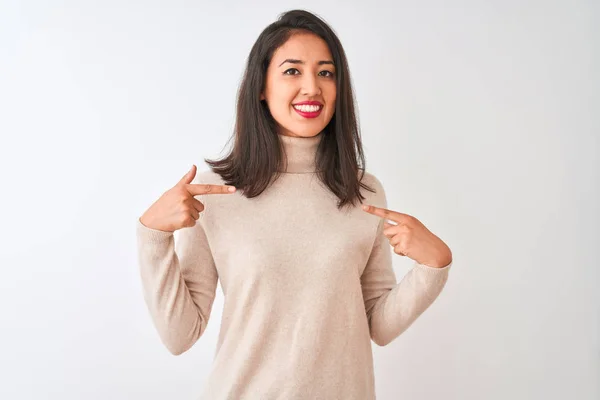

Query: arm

[360,189,452,347]
[136,201,218,355]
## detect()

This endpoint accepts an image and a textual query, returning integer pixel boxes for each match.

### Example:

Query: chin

[290,129,324,138]
[292,123,329,136]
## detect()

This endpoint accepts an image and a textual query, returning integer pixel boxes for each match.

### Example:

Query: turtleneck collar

[277,132,323,173]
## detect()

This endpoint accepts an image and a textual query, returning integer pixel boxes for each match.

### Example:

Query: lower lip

[293,106,322,118]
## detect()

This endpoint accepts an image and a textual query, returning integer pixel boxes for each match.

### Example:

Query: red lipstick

[292,101,323,118]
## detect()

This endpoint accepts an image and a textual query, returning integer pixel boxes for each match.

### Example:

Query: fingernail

[228,187,236,192]
[362,205,369,211]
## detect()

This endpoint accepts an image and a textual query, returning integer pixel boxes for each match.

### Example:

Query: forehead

[272,32,333,63]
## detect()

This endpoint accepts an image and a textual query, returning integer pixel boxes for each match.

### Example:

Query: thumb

[178,164,196,185]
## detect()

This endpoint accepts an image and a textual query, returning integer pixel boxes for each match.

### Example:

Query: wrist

[424,247,453,268]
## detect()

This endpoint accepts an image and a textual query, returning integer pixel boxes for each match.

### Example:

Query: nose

[301,74,321,96]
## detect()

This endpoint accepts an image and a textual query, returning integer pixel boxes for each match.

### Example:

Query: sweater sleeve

[360,186,452,347]
[136,203,219,355]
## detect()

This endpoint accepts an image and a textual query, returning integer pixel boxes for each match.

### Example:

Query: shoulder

[360,170,384,191]
[359,170,387,208]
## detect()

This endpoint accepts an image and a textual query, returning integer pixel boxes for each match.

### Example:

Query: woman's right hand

[139,165,237,232]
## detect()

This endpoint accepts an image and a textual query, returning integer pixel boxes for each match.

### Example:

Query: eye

[282,68,335,78]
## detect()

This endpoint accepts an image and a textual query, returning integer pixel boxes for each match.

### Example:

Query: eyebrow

[278,58,335,67]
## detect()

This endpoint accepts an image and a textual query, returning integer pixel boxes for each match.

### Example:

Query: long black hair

[205,9,375,210]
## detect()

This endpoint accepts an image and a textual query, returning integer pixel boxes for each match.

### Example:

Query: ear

[260,92,265,101]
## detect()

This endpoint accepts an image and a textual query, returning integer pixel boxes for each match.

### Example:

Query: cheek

[328,98,336,112]
[326,99,336,118]
[325,86,336,111]
[270,86,297,110]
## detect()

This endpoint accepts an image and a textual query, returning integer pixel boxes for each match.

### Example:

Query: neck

[277,132,323,173]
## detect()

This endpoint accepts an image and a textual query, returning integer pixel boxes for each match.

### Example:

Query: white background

[1,0,598,399]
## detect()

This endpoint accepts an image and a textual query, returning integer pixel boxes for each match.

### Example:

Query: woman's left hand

[362,204,452,268]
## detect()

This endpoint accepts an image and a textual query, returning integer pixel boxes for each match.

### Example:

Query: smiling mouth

[292,104,323,119]
[292,104,323,112]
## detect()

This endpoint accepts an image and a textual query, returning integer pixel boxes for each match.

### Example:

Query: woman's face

[261,32,336,138]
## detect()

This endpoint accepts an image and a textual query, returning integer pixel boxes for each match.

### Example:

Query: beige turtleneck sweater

[136,132,452,399]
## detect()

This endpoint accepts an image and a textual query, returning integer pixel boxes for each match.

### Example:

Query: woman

[137,9,452,400]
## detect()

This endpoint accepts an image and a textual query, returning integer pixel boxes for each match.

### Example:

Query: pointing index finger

[362,204,407,224]
[186,183,237,196]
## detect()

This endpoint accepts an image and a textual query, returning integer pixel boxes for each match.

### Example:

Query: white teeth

[293,104,321,112]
